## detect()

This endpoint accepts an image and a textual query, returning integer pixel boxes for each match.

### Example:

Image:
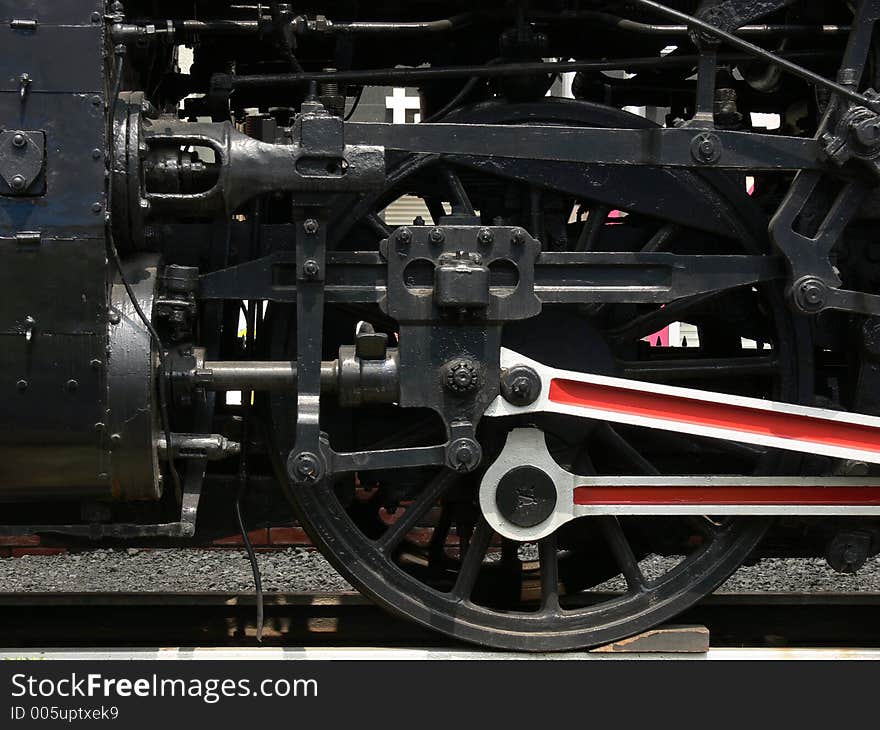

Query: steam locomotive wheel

[271,100,813,651]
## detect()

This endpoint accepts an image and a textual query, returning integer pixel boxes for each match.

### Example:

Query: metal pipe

[532,11,850,37]
[225,50,834,88]
[325,14,474,35]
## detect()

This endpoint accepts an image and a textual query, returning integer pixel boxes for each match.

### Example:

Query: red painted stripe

[573,485,880,506]
[549,378,880,455]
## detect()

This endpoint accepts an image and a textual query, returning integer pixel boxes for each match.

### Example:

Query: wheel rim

[271,99,813,650]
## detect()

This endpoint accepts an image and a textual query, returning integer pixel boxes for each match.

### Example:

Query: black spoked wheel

[270,99,813,651]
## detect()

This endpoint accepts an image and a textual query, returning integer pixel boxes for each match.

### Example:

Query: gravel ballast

[1,548,880,594]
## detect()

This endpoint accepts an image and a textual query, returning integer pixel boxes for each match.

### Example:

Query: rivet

[91,202,103,214]
[90,358,103,369]
[109,310,121,325]
[91,148,102,160]
[66,379,79,392]
[16,379,28,392]
[11,133,26,148]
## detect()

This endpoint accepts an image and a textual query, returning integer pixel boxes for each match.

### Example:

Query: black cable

[106,46,183,503]
[344,85,365,121]
[226,49,835,88]
[235,461,264,642]
[235,292,264,642]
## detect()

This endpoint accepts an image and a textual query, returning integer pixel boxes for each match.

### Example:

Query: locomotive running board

[479,429,880,541]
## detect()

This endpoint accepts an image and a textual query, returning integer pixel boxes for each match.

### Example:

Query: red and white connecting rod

[480,350,880,538]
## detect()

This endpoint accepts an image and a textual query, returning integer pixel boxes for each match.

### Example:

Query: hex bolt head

[109,310,121,325]
[396,227,413,245]
[511,228,527,245]
[501,365,542,407]
[302,259,321,280]
[477,228,495,246]
[303,219,320,235]
[429,228,445,245]
[11,133,26,148]
[289,451,324,485]
[9,175,26,192]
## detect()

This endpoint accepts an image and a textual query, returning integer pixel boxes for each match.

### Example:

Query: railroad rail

[1,591,878,652]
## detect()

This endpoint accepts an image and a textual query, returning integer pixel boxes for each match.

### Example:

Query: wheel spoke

[428,506,454,567]
[539,534,561,614]
[365,211,393,238]
[424,197,448,225]
[618,355,778,382]
[652,428,768,459]
[641,223,681,252]
[529,186,544,243]
[451,518,493,600]
[683,515,722,541]
[599,517,647,593]
[442,165,476,216]
[377,471,460,553]
[605,291,722,343]
[574,204,610,252]
[597,424,660,475]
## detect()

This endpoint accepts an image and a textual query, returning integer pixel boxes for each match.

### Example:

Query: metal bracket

[0,130,45,196]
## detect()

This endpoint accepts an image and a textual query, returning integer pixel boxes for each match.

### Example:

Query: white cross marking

[386,87,421,124]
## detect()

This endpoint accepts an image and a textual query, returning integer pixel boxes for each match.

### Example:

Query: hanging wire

[235,295,265,642]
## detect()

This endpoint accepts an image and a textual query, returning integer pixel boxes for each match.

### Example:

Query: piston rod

[193,361,337,393]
